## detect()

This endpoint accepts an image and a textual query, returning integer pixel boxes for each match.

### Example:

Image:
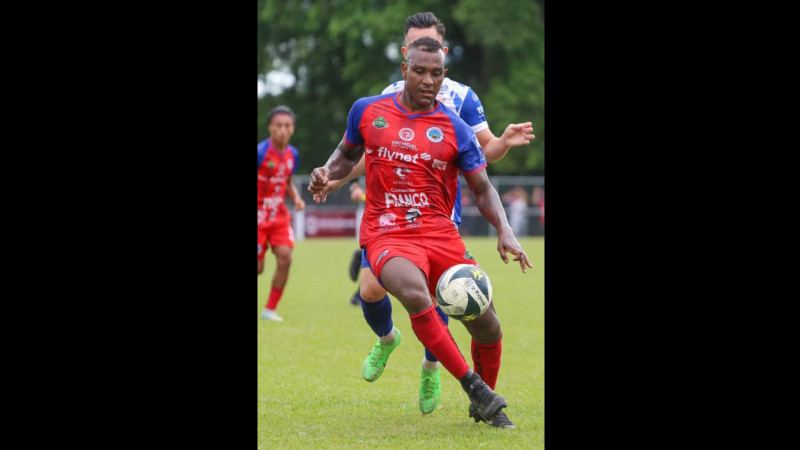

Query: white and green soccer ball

[435,264,492,321]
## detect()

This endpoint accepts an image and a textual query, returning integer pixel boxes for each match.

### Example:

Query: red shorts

[365,235,479,298]
[257,220,295,260]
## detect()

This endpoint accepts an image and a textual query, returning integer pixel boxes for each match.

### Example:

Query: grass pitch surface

[258,236,544,449]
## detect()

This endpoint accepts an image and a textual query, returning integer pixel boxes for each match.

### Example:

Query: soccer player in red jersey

[312,12,535,425]
[258,105,306,322]
[309,38,532,426]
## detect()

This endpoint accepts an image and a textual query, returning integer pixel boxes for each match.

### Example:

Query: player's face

[401,48,447,111]
[268,114,295,147]
[402,26,448,58]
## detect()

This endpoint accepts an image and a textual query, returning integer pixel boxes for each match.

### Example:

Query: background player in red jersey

[258,105,306,322]
[309,38,532,427]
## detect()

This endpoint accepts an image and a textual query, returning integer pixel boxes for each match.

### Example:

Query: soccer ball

[435,264,492,321]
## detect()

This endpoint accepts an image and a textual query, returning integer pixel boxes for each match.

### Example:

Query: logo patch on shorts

[463,249,475,261]
[376,250,390,265]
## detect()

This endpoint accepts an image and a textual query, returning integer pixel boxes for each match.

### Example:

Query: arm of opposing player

[464,170,533,272]
[477,123,535,164]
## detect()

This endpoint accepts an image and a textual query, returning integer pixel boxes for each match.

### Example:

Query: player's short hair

[268,105,295,124]
[407,37,444,55]
[404,12,445,40]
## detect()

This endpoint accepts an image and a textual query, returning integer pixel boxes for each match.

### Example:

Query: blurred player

[258,105,306,321]
[312,12,534,425]
[348,178,367,306]
[309,37,532,426]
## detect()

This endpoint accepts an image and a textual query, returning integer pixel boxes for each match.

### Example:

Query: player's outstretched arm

[464,169,533,273]
[476,123,535,164]
[312,154,367,203]
[308,138,364,202]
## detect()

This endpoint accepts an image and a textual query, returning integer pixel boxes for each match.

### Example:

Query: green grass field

[258,236,544,449]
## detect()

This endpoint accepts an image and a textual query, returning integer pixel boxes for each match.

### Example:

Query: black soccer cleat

[469,402,516,428]
[459,370,507,422]
[348,249,362,282]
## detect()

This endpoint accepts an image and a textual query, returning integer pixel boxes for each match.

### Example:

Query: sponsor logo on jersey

[440,84,449,92]
[405,208,421,223]
[426,127,444,143]
[286,158,294,170]
[366,147,374,154]
[267,160,275,168]
[379,213,397,226]
[432,159,447,170]
[377,147,420,163]
[399,128,415,141]
[385,192,430,208]
[372,116,389,128]
[472,92,479,101]
[419,153,431,161]
[394,166,411,178]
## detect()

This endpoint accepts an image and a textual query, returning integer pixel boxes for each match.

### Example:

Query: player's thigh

[380,257,432,314]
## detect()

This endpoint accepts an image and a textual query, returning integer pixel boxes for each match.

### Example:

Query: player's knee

[276,252,292,268]
[465,308,502,343]
[360,278,386,302]
[393,286,433,314]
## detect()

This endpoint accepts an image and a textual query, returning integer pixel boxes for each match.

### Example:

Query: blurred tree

[258,0,544,175]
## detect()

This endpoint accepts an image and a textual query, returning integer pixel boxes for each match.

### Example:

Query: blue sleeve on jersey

[453,176,462,225]
[257,140,268,169]
[345,98,370,146]
[451,118,487,174]
[458,88,487,128]
[290,146,300,174]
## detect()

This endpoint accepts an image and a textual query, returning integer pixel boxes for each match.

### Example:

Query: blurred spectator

[531,186,544,227]
[502,186,529,237]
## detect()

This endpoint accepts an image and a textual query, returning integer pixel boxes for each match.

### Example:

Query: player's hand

[308,167,331,202]
[496,226,533,273]
[501,122,535,148]
[311,177,348,203]
[294,197,306,211]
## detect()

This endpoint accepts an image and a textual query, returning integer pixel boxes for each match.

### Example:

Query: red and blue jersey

[345,92,487,247]
[382,77,489,225]
[257,138,299,226]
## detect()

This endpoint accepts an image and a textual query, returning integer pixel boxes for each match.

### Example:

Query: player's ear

[401,46,408,59]
[401,61,407,79]
[442,46,449,56]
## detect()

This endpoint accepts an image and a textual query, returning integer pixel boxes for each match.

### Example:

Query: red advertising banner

[302,210,357,238]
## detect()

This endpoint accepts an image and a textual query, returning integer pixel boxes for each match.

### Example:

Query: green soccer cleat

[419,366,441,414]
[361,328,402,382]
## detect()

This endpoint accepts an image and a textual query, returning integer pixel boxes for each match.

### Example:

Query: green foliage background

[257,0,544,175]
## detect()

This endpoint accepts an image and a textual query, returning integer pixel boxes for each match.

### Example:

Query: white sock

[422,358,439,371]
[379,328,395,343]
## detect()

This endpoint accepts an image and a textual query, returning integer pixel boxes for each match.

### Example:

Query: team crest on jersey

[267,160,275,168]
[425,127,444,143]
[399,128,415,141]
[286,158,294,171]
[372,116,388,129]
